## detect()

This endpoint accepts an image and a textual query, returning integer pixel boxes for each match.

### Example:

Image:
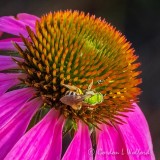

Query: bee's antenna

[88,79,93,91]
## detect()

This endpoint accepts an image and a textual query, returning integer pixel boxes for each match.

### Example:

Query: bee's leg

[71,104,82,110]
[62,83,83,95]
[76,88,83,95]
[78,105,82,110]
[62,84,78,91]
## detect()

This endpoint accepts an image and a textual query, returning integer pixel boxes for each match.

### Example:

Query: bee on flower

[0,11,155,160]
[60,80,104,110]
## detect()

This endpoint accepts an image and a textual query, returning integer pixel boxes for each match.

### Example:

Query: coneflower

[0,11,155,160]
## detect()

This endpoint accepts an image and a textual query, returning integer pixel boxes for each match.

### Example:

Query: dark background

[0,0,159,159]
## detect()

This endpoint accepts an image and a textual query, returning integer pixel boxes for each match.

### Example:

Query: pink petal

[17,13,39,29]
[0,73,25,82]
[116,103,155,160]
[95,124,128,160]
[0,97,42,159]
[0,16,35,37]
[96,104,155,160]
[0,73,26,96]
[0,56,23,71]
[0,38,25,51]
[0,87,35,129]
[45,116,65,160]
[62,121,93,160]
[4,109,63,160]
[17,13,40,21]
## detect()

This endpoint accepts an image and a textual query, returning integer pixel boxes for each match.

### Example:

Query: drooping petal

[0,16,34,37]
[0,73,26,96]
[17,13,39,29]
[0,38,25,51]
[0,56,23,71]
[4,109,63,160]
[0,98,42,159]
[0,87,35,129]
[95,124,129,160]
[116,104,155,160]
[96,104,155,160]
[62,121,93,160]
[45,116,65,160]
[17,13,40,21]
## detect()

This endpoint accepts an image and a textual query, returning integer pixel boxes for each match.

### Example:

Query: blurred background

[0,0,159,159]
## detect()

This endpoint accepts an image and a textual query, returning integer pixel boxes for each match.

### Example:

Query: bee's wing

[82,94,92,99]
[60,95,84,106]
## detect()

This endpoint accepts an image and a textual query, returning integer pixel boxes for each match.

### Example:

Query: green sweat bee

[60,80,103,110]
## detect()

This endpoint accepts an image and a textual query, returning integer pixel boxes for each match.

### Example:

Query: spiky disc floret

[15,10,141,126]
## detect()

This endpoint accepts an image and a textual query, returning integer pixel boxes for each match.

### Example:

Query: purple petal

[62,121,93,160]
[116,103,155,160]
[0,16,35,37]
[0,97,42,159]
[0,73,25,82]
[4,109,63,160]
[0,87,35,129]
[0,73,26,96]
[0,38,25,51]
[0,56,23,71]
[95,124,128,160]
[95,104,155,160]
[17,13,39,29]
[17,13,40,21]
[45,116,65,160]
